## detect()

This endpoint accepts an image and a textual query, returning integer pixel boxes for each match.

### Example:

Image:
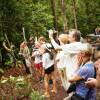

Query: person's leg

[34,63,41,81]
[30,60,35,77]
[51,71,57,93]
[26,58,33,75]
[44,74,50,97]
[39,67,44,81]
[23,59,30,74]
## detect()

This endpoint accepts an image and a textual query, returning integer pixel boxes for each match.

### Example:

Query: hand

[77,54,83,66]
[68,77,75,83]
[85,78,97,88]
[19,52,23,55]
[69,79,74,83]
[48,29,53,39]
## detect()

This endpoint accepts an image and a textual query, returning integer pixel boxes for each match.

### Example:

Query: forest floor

[0,67,100,100]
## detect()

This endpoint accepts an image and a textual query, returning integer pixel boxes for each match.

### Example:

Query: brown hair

[69,29,81,42]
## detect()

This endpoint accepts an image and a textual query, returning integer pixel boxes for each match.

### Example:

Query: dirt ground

[0,67,100,100]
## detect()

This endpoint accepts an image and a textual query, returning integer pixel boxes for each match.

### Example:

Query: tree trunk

[60,0,68,33]
[72,0,77,29]
[50,0,58,30]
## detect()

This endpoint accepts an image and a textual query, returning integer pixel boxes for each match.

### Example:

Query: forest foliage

[0,0,100,67]
[0,0,100,41]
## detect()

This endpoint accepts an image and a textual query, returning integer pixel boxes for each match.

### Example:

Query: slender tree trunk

[60,0,68,33]
[50,0,58,30]
[72,0,77,29]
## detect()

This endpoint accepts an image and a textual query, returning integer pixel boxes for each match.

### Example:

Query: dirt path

[30,70,68,100]
[31,78,68,100]
[1,67,100,100]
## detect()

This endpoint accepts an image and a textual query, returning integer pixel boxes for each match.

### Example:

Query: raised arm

[61,42,82,54]
[3,41,11,52]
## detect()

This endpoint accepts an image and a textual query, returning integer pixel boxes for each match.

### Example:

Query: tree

[60,0,68,32]
[50,0,58,30]
[72,0,77,29]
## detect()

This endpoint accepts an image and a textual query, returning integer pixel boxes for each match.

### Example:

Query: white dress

[56,51,69,90]
[51,39,82,88]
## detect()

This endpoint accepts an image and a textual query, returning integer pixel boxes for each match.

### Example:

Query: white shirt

[32,50,42,64]
[56,51,67,69]
[51,39,82,77]
[42,53,54,69]
[51,39,82,54]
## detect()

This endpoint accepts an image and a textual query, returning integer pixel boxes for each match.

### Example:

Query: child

[32,48,43,81]
[32,36,45,81]
[40,43,57,97]
[35,36,45,48]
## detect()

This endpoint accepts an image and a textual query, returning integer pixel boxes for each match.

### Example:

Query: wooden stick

[22,27,27,42]
[4,33,11,47]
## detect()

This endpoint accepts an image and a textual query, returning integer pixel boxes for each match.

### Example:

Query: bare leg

[44,74,50,97]
[51,71,57,93]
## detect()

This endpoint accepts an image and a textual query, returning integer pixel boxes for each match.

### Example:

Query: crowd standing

[17,29,100,100]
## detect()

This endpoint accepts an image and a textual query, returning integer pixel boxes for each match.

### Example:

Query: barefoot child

[40,43,57,97]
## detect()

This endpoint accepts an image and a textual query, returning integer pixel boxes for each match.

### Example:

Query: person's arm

[49,29,82,53]
[69,67,88,83]
[85,59,100,88]
[51,39,62,50]
[85,78,98,88]
[95,58,100,88]
[3,42,11,52]
[51,39,82,54]
[61,42,82,54]
[96,65,100,88]
[19,43,24,54]
[96,75,100,88]
[49,29,62,50]
[69,74,83,83]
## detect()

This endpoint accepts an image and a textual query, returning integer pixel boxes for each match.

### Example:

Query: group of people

[19,29,100,100]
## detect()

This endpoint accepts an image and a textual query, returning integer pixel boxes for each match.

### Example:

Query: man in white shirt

[49,29,84,99]
[49,29,82,79]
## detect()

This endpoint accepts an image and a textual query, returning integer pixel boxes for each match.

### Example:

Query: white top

[56,51,67,69]
[32,50,42,64]
[42,53,54,69]
[51,39,82,78]
[51,39,82,54]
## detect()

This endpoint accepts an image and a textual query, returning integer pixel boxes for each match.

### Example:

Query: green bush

[0,76,44,99]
